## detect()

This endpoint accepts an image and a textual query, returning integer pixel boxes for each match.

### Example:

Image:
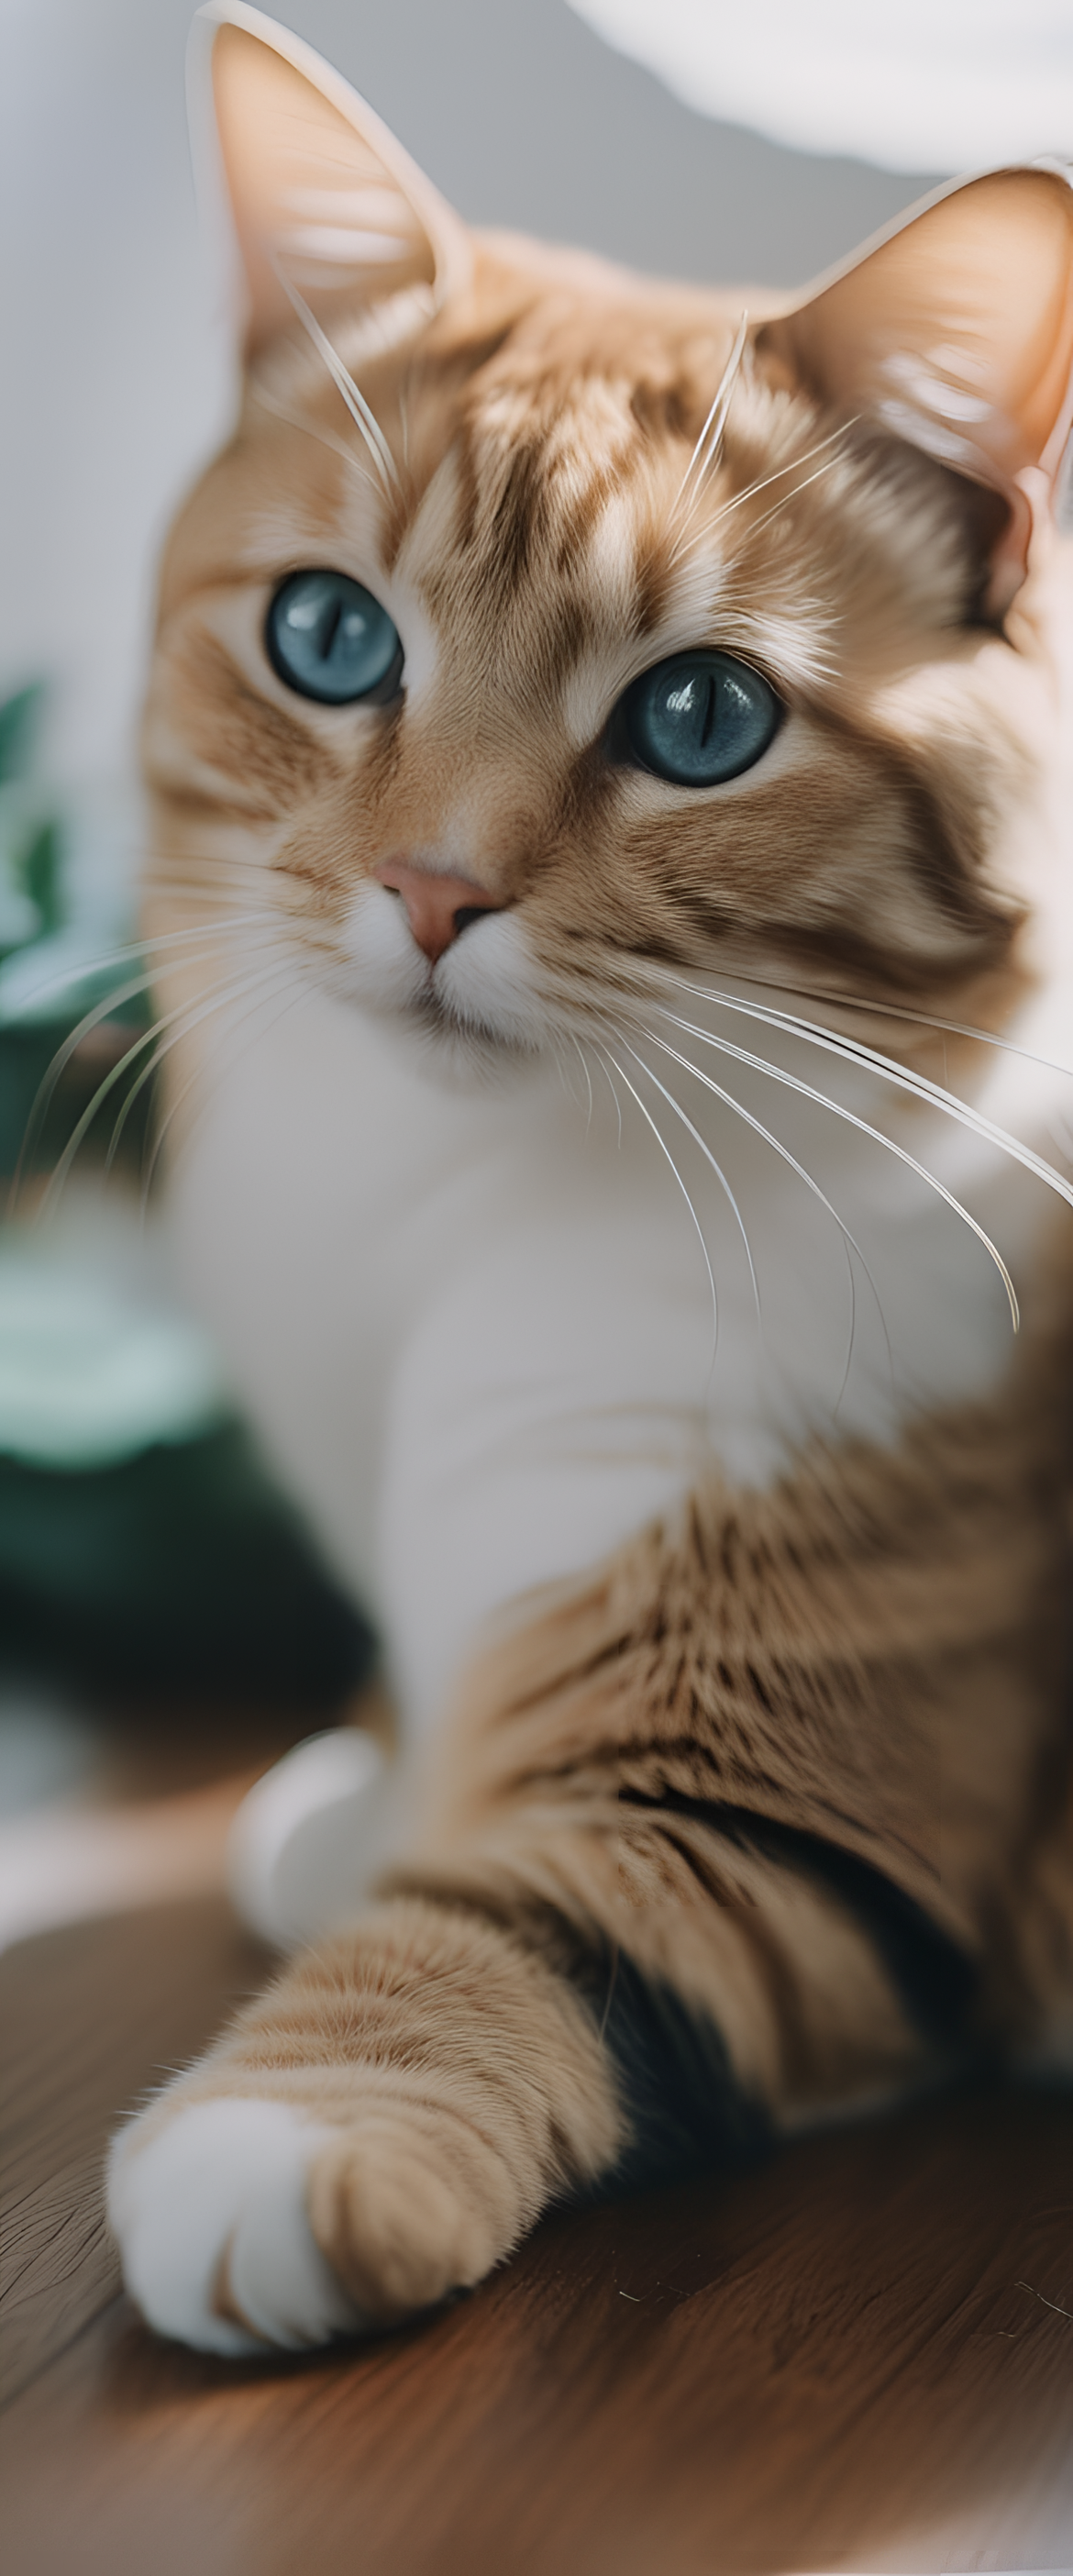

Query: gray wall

[1,0,937,783]
[293,0,937,283]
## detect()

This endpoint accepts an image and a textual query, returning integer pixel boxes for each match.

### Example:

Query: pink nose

[374,861,501,965]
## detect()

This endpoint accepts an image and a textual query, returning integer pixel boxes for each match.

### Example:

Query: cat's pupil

[622,650,780,787]
[266,570,403,705]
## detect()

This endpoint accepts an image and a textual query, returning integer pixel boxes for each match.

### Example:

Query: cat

[106,1,1073,2353]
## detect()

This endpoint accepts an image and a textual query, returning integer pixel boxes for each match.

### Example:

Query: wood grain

[3,1897,1073,2573]
[0,1899,268,2405]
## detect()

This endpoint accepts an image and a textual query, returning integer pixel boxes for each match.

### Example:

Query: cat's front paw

[108,1899,623,2353]
[107,2097,363,2354]
[304,2115,512,2326]
[108,2093,511,2352]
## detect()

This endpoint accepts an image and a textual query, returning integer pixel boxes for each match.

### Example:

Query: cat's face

[145,12,1073,1065]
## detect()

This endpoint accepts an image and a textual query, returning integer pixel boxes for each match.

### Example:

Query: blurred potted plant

[0,686,372,1712]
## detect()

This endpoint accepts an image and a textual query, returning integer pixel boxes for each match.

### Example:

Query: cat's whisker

[667,422,857,570]
[9,955,215,1214]
[103,946,291,1176]
[634,1029,877,1405]
[34,955,288,1220]
[137,960,305,1208]
[649,977,1073,1216]
[644,1009,1022,1330]
[136,960,312,1214]
[7,924,282,1215]
[250,381,381,494]
[1044,1107,1073,1168]
[705,420,857,530]
[570,1034,595,1136]
[616,1033,761,1329]
[4,906,278,1023]
[271,261,401,498]
[669,312,748,532]
[734,446,871,553]
[719,966,1073,1088]
[593,1044,624,1149]
[143,953,328,1213]
[545,1029,584,1120]
[598,1044,719,1370]
[143,888,291,925]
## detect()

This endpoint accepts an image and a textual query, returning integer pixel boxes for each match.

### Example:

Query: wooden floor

[3,1894,1073,2575]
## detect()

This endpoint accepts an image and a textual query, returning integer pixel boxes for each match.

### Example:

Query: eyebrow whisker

[668,420,857,570]
[271,259,401,498]
[250,379,381,494]
[669,311,748,534]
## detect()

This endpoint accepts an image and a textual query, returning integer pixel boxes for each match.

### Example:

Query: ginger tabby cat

[108,5,1073,2351]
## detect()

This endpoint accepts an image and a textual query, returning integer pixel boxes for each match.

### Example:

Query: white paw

[227,1728,394,1949]
[107,2097,362,2354]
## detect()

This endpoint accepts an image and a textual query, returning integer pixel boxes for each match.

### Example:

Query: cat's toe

[305,2120,511,2325]
[107,2097,363,2354]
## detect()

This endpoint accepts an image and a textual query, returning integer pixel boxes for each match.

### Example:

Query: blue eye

[621,650,780,786]
[266,570,403,705]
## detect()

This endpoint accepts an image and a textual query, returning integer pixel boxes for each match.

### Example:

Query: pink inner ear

[758,167,1073,605]
[207,17,462,357]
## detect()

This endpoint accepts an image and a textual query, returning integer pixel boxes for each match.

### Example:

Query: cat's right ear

[758,165,1073,617]
[189,4,470,356]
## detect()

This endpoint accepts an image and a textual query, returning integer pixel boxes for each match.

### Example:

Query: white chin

[338,887,551,1051]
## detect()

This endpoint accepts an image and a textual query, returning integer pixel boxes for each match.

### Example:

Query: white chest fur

[169,957,1069,1738]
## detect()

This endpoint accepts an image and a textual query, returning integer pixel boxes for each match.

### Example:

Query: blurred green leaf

[0,687,43,788]
[18,818,62,938]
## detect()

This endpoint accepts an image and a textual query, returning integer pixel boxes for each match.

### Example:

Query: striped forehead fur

[145,228,1027,1024]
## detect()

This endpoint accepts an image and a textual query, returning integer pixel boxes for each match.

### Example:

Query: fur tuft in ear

[192,3,470,357]
[758,167,1073,616]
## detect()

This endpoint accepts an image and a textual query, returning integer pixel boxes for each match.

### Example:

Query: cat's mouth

[338,883,553,1057]
[399,968,557,1073]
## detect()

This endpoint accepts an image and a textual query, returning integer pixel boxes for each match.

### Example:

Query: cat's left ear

[189,3,470,356]
[758,167,1073,616]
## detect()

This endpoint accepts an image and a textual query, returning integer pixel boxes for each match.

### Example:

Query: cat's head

[145,4,1073,1066]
